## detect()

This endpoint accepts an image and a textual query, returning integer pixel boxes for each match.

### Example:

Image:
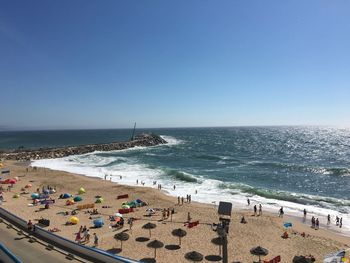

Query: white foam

[160,135,184,146]
[32,151,350,236]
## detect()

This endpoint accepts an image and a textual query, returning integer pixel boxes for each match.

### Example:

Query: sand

[1,160,349,262]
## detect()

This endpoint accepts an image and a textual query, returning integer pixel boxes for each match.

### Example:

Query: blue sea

[1,126,350,234]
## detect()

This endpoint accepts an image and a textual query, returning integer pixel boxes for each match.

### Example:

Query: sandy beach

[1,160,349,262]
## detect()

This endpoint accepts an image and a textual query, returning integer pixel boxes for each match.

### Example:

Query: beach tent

[78,187,86,194]
[13,193,20,198]
[74,196,82,202]
[122,204,130,209]
[95,197,104,203]
[62,193,71,199]
[93,218,104,228]
[70,216,79,225]
[25,184,32,188]
[31,193,40,199]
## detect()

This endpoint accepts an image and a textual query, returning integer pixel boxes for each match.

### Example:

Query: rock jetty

[0,133,167,161]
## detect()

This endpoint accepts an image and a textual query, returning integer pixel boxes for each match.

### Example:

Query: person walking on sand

[247,198,250,206]
[279,207,284,218]
[253,205,257,216]
[327,214,331,225]
[303,209,307,222]
[258,204,262,216]
[93,233,98,247]
[178,196,180,205]
[315,218,319,230]
[181,196,184,205]
[340,217,343,228]
[311,216,315,228]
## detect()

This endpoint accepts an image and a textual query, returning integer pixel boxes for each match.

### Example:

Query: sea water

[1,126,350,235]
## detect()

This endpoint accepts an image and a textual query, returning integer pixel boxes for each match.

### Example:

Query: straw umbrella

[250,246,268,263]
[147,239,164,258]
[114,232,129,250]
[171,228,187,245]
[142,222,156,238]
[185,251,204,262]
[211,237,224,255]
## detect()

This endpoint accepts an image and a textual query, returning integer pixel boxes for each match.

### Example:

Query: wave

[160,135,184,146]
[161,168,198,183]
[248,161,350,176]
[218,182,350,211]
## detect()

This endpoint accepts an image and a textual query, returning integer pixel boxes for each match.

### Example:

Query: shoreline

[1,160,349,262]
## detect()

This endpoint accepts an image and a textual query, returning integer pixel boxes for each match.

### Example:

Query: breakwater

[0,133,167,161]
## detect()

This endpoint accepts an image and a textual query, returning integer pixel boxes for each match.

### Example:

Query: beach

[1,160,349,262]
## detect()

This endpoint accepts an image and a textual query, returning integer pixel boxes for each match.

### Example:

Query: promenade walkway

[0,219,88,263]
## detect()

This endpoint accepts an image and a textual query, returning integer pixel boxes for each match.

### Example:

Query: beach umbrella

[211,237,224,255]
[93,218,104,228]
[147,239,164,258]
[74,196,83,202]
[142,222,156,238]
[185,251,204,262]
[25,183,32,188]
[66,199,75,206]
[70,216,79,225]
[95,197,104,203]
[171,228,187,245]
[114,232,129,250]
[250,246,269,263]
[78,187,86,194]
[14,176,19,181]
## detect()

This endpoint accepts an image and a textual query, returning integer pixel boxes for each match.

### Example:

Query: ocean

[1,126,350,234]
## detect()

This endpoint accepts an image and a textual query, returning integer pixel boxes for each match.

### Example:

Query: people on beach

[253,205,257,216]
[27,219,34,232]
[327,214,330,225]
[181,196,184,205]
[93,233,98,247]
[336,216,339,226]
[258,204,262,216]
[247,198,250,206]
[187,212,191,223]
[315,218,319,230]
[340,217,343,228]
[173,185,176,190]
[240,216,247,224]
[178,196,180,205]
[278,207,284,218]
[303,209,307,222]
[311,216,315,228]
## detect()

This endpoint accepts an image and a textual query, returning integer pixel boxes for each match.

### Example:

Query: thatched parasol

[114,232,129,250]
[250,246,268,263]
[211,237,224,255]
[142,222,156,238]
[171,228,187,245]
[147,239,164,258]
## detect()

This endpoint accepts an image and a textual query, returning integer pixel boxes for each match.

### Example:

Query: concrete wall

[0,243,23,263]
[0,207,139,263]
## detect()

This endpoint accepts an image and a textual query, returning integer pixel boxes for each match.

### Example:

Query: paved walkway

[0,222,87,262]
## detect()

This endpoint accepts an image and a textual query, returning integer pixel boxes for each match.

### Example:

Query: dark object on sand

[185,251,204,262]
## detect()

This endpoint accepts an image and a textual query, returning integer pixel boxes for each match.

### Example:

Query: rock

[1,133,167,161]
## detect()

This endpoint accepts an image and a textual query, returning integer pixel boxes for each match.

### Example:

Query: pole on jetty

[130,122,137,141]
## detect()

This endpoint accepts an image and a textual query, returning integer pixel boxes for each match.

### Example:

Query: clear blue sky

[0,1,349,130]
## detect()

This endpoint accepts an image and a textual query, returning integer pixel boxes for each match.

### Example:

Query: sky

[0,1,349,130]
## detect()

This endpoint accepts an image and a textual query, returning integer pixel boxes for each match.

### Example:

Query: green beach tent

[74,196,83,202]
[78,187,86,194]
[95,197,104,203]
